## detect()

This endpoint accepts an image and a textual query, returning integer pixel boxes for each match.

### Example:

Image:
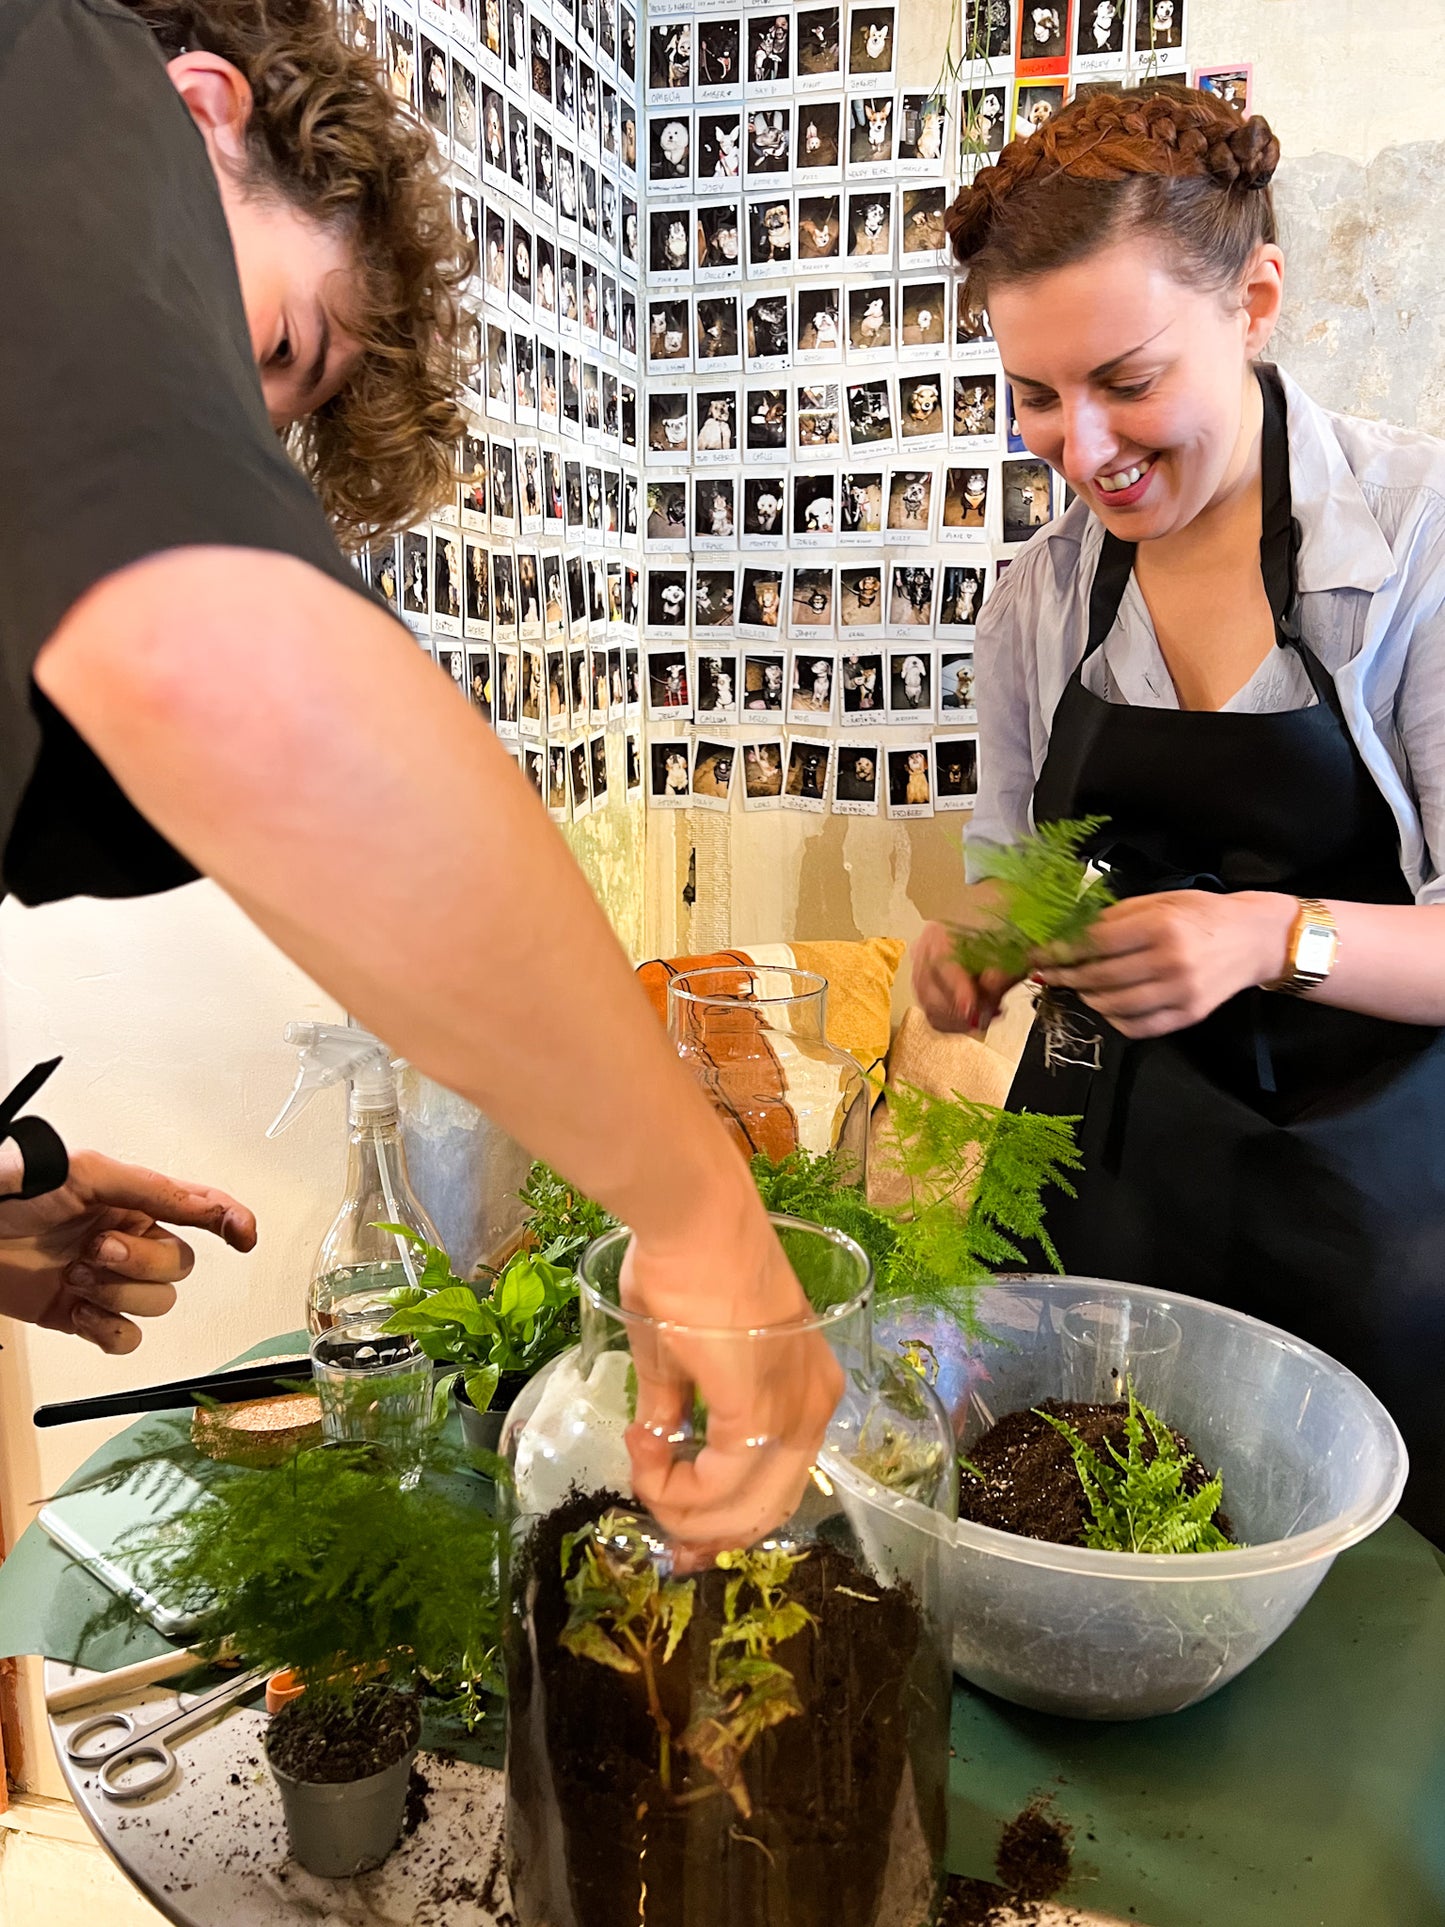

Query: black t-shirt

[0,0,369,904]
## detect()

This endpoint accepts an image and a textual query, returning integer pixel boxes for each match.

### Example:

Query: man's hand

[1037,891,1296,1039]
[619,1184,845,1561]
[0,1152,256,1354]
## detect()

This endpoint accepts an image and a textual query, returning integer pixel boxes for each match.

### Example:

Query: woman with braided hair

[914,86,1445,1540]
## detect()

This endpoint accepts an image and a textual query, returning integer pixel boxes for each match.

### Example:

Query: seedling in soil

[1038,1383,1236,1555]
[560,1510,696,1790]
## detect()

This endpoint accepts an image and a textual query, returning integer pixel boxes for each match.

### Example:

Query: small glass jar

[667,966,870,1182]
[309,1322,431,1455]
[502,1215,956,1927]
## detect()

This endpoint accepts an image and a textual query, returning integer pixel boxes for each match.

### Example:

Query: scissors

[65,1664,270,1801]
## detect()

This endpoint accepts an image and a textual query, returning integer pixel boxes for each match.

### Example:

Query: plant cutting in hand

[1038,1382,1236,1554]
[378,1229,578,1419]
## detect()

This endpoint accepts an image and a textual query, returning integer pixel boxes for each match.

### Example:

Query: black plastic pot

[455,1369,531,1455]
[265,1696,420,1878]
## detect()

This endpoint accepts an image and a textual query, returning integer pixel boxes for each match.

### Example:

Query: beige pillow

[868,1004,1020,1209]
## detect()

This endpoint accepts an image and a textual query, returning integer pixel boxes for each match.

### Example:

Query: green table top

[5,1335,1445,1926]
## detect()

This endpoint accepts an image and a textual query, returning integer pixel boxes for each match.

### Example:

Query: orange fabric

[651,956,797,1161]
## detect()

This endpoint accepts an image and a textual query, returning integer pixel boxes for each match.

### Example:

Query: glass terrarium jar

[501,1215,956,1927]
[667,966,870,1181]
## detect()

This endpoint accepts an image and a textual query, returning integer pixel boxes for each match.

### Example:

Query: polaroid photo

[938,644,978,725]
[646,295,693,372]
[535,233,559,319]
[399,527,430,635]
[620,193,642,277]
[885,742,934,819]
[543,555,567,641]
[897,91,947,173]
[544,644,569,730]
[695,200,743,281]
[940,462,992,542]
[560,350,583,439]
[933,733,980,811]
[951,372,999,449]
[564,552,590,638]
[839,644,885,717]
[1001,456,1056,543]
[695,292,742,369]
[832,739,880,814]
[436,644,468,701]
[619,0,637,83]
[746,196,794,279]
[687,384,738,466]
[455,181,480,260]
[746,106,792,186]
[1072,0,1126,70]
[954,282,996,358]
[602,370,622,446]
[790,573,837,641]
[958,79,1009,173]
[579,61,603,154]
[691,736,737,812]
[846,376,895,452]
[846,3,895,88]
[463,536,493,635]
[693,471,739,550]
[836,562,882,643]
[602,82,621,164]
[620,97,639,178]
[1133,68,1190,99]
[789,469,838,548]
[784,735,833,813]
[900,186,948,265]
[645,386,691,464]
[509,218,535,318]
[561,459,583,537]
[513,331,538,427]
[962,0,1014,67]
[744,383,790,461]
[1136,0,1185,58]
[741,736,786,811]
[579,157,602,241]
[894,283,945,365]
[541,449,565,534]
[517,550,545,641]
[544,740,571,823]
[695,108,744,187]
[898,370,946,449]
[646,643,692,717]
[503,0,526,85]
[484,322,512,421]
[1194,63,1251,114]
[694,565,738,633]
[695,15,742,98]
[481,206,507,310]
[558,143,582,237]
[344,0,381,61]
[620,291,639,366]
[460,427,490,532]
[622,471,641,538]
[938,563,989,642]
[847,95,895,178]
[1013,78,1065,139]
[795,195,842,271]
[648,736,692,809]
[508,102,533,199]
[601,178,620,255]
[384,6,418,110]
[741,648,787,713]
[741,474,788,552]
[452,52,481,169]
[600,0,618,68]
[738,566,786,639]
[606,563,624,636]
[582,459,605,537]
[647,111,692,192]
[493,639,520,732]
[847,282,893,361]
[648,206,693,284]
[647,18,692,105]
[577,0,596,53]
[478,0,503,73]
[796,100,843,179]
[838,468,884,544]
[566,641,588,722]
[519,640,546,736]
[1017,0,1071,73]
[371,534,401,617]
[566,736,592,820]
[847,187,893,262]
[744,292,792,375]
[796,288,843,364]
[580,263,601,352]
[466,643,495,724]
[885,465,935,543]
[624,728,643,801]
[529,14,554,110]
[432,526,464,635]
[796,4,841,90]
[645,476,691,550]
[746,12,791,96]
[555,38,577,131]
[589,730,611,809]
[888,564,937,640]
[795,381,842,453]
[645,566,692,637]
[694,647,741,722]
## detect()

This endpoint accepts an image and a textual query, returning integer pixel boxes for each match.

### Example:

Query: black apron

[1007,365,1445,1543]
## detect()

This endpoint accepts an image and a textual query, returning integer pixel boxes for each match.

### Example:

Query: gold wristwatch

[1265,898,1339,997]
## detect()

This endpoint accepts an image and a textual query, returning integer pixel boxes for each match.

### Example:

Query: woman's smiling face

[987,234,1283,541]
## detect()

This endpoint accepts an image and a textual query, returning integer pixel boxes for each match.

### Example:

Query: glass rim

[308,1324,425,1370]
[577,1213,874,1338]
[666,965,828,1009]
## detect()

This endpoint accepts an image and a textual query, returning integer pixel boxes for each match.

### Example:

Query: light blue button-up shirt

[968,365,1445,905]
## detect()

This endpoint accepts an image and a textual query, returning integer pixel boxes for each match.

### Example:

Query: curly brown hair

[124,0,475,546]
[947,87,1280,311]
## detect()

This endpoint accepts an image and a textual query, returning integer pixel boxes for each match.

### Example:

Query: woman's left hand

[1037,890,1295,1039]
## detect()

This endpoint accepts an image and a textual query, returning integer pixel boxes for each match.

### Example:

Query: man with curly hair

[0,0,838,1548]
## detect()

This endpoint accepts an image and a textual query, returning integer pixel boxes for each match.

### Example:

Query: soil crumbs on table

[957,1399,1231,1548]
[938,1797,1080,1924]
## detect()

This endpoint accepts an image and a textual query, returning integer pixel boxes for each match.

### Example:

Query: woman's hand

[912,918,1022,1035]
[0,1152,257,1354]
[1038,891,1295,1039]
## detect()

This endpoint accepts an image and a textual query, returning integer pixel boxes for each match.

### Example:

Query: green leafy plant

[559,1508,696,1790]
[1038,1384,1237,1555]
[950,817,1115,983]
[379,1231,578,1418]
[517,1160,618,1266]
[679,1545,815,1817]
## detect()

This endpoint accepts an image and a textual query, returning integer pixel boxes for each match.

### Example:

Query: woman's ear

[166,50,254,170]
[1241,241,1285,358]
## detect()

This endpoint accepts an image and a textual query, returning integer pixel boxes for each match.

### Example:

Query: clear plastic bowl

[873,1277,1408,1720]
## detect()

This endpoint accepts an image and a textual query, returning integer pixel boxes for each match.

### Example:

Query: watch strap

[1265,897,1338,997]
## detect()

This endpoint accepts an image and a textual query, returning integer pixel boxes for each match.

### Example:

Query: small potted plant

[86,1433,502,1876]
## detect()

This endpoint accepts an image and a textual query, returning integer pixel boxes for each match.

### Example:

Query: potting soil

[266,1684,419,1784]
[956,1400,1232,1548]
[508,1490,941,1927]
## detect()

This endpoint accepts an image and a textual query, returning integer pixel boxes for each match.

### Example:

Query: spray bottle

[269,1022,442,1332]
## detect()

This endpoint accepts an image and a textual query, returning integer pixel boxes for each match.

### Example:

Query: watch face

[1295,924,1337,977]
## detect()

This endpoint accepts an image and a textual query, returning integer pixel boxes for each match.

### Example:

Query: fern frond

[952,817,1115,981]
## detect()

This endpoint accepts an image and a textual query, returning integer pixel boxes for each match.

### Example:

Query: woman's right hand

[912,919,1022,1034]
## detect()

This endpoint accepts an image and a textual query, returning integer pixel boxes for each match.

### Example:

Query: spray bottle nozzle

[266,1022,402,1140]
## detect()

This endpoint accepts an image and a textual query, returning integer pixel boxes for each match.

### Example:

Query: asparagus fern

[951,817,1115,982]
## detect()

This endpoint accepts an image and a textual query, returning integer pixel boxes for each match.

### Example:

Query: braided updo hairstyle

[946,87,1280,308]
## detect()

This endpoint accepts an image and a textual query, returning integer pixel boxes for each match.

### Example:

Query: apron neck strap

[0,1058,69,1202]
